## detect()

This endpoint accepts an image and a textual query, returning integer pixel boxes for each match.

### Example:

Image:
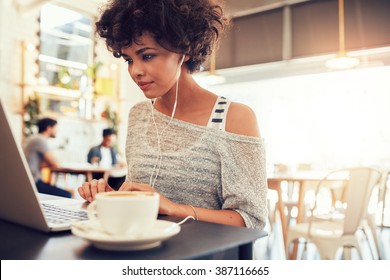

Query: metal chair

[285,167,382,259]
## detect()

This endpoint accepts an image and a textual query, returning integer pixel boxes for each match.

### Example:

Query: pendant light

[325,0,360,70]
[205,51,226,85]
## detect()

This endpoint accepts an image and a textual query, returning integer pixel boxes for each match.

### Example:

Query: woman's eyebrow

[135,47,157,55]
[121,47,157,58]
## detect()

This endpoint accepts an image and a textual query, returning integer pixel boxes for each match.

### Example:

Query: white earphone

[148,54,185,188]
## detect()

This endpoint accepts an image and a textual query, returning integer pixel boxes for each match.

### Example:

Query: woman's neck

[154,74,218,125]
[155,74,198,114]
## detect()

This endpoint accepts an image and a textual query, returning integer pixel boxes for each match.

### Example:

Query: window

[38,4,93,90]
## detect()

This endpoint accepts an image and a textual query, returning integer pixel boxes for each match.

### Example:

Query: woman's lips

[138,82,153,91]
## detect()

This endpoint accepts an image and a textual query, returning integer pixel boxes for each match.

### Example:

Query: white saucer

[71,220,181,251]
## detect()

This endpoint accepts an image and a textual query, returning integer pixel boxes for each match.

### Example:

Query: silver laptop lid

[0,99,52,232]
[0,100,88,232]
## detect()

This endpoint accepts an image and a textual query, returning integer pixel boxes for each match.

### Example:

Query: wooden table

[49,166,112,183]
[49,164,127,184]
[47,165,127,197]
[267,171,333,259]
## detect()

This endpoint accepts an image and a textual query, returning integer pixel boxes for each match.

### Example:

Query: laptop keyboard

[42,203,88,224]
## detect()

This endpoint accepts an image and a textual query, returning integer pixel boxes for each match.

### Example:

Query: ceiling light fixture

[205,51,226,85]
[325,0,360,70]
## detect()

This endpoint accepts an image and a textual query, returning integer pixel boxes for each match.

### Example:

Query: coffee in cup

[87,191,159,235]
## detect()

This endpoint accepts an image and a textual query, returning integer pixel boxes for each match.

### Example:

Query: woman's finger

[97,178,107,193]
[80,181,92,201]
[118,181,133,191]
[90,179,98,199]
[77,186,86,200]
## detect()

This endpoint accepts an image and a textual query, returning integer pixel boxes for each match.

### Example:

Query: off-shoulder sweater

[125,100,268,229]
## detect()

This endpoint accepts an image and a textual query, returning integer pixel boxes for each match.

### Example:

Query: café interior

[0,0,390,260]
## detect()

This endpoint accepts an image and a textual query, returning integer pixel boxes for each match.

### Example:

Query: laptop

[0,99,88,232]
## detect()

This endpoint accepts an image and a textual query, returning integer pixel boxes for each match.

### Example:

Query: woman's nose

[129,62,144,77]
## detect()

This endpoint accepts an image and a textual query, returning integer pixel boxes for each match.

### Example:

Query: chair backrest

[343,167,382,234]
[308,167,382,235]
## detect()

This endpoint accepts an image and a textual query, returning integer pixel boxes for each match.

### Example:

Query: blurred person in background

[23,118,71,198]
[87,128,126,190]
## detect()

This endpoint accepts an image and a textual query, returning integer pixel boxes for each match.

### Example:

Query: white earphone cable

[149,55,184,188]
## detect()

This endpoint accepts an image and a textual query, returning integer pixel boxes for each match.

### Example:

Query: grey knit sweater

[125,101,268,229]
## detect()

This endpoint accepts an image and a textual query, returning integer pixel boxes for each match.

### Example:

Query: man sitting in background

[23,118,71,198]
[87,128,126,190]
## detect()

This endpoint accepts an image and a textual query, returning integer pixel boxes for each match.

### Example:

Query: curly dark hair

[96,0,229,73]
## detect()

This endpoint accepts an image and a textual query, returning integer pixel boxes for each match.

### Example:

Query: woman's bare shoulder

[226,102,261,137]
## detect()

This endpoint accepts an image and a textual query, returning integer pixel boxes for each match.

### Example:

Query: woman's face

[121,33,184,99]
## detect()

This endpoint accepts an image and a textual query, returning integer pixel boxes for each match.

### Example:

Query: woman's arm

[220,100,268,229]
[119,181,246,227]
[78,179,246,227]
[171,203,246,227]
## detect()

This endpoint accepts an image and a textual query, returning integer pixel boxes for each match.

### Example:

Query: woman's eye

[143,54,155,61]
[124,58,133,65]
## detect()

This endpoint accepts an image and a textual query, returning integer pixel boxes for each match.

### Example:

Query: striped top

[207,96,231,131]
[125,99,268,229]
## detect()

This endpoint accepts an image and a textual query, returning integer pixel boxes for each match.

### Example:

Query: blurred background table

[49,164,112,183]
[267,170,341,259]
[46,163,127,197]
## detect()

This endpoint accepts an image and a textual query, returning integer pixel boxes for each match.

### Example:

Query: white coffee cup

[87,191,159,235]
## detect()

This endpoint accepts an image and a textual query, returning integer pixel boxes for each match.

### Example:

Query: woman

[78,0,267,229]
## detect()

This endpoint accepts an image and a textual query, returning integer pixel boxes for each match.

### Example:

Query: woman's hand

[118,182,178,215]
[77,178,114,202]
